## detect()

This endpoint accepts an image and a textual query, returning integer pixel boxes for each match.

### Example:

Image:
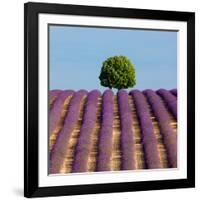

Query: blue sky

[49,25,177,92]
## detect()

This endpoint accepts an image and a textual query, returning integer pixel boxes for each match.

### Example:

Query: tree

[99,55,136,90]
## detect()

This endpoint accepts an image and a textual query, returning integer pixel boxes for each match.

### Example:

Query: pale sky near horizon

[49,25,177,92]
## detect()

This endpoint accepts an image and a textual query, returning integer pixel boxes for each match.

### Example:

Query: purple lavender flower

[157,89,177,119]
[72,90,101,172]
[49,90,74,137]
[49,90,63,110]
[49,90,88,174]
[96,90,114,171]
[49,89,63,97]
[144,89,177,168]
[130,90,161,169]
[170,89,177,97]
[118,90,136,170]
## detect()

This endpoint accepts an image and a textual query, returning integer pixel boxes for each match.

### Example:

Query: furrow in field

[128,95,145,169]
[144,90,177,168]
[110,96,121,171]
[49,90,74,151]
[87,97,102,172]
[118,90,136,170]
[72,90,101,173]
[157,89,177,120]
[49,96,57,110]
[130,90,162,169]
[144,97,169,168]
[60,95,87,173]
[49,90,62,110]
[96,90,114,171]
[49,90,88,174]
[157,92,177,133]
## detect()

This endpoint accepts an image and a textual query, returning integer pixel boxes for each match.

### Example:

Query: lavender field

[49,89,177,174]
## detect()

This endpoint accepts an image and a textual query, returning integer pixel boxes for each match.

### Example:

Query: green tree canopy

[99,55,136,90]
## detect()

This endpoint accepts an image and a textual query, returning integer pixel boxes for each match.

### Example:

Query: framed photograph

[24,2,195,198]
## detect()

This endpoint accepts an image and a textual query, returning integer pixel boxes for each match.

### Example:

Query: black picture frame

[24,2,195,198]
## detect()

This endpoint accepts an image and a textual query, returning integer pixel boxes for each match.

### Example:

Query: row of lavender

[49,89,177,174]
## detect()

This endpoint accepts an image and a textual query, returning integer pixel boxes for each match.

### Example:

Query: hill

[49,89,177,174]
